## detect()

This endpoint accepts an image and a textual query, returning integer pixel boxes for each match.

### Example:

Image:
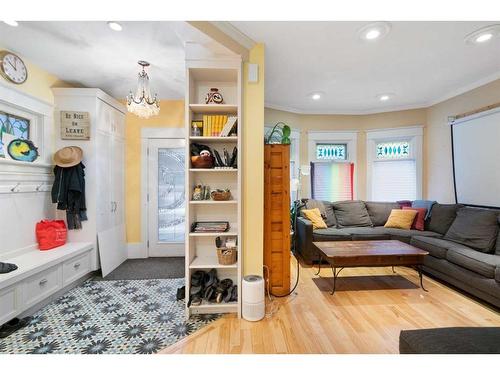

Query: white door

[147,138,185,257]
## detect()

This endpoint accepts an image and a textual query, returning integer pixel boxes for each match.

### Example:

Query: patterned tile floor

[0,278,218,354]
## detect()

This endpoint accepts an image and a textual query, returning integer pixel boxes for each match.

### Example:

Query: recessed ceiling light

[358,22,391,41]
[465,24,500,45]
[3,21,18,27]
[377,93,395,102]
[107,21,123,31]
[311,93,322,101]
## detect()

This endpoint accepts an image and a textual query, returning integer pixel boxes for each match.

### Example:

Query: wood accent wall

[264,144,291,295]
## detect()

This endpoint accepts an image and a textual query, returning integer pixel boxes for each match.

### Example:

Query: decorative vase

[205,88,224,104]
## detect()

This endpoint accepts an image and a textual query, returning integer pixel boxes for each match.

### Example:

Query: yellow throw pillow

[384,209,418,230]
[302,208,328,230]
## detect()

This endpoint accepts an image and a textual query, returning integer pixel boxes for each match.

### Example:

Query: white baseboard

[127,242,148,259]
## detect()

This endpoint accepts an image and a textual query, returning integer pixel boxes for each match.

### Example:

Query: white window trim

[366,125,424,201]
[307,130,358,199]
[0,82,54,181]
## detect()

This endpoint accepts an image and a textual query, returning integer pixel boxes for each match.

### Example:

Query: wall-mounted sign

[60,111,90,140]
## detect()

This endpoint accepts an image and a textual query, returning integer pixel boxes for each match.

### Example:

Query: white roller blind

[372,160,416,201]
[312,162,353,201]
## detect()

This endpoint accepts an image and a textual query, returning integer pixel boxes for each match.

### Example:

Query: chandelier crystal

[127,60,160,118]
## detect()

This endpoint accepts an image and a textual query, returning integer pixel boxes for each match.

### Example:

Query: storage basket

[211,190,232,201]
[217,247,237,265]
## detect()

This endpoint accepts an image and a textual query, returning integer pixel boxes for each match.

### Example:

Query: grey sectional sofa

[296,200,500,308]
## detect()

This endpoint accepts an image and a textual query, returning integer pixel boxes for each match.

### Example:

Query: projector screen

[451,107,500,208]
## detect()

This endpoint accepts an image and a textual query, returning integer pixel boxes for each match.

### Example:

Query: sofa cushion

[446,247,500,279]
[385,209,418,230]
[365,201,400,227]
[342,226,391,241]
[496,266,500,283]
[426,203,464,235]
[410,236,456,259]
[332,200,373,228]
[312,227,351,241]
[495,216,500,255]
[444,207,499,253]
[302,199,337,227]
[385,228,441,244]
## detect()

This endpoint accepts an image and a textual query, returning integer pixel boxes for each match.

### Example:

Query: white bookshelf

[184,58,242,317]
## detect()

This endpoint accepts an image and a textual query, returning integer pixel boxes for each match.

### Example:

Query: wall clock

[0,51,28,84]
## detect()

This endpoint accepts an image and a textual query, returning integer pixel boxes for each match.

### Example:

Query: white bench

[0,242,93,325]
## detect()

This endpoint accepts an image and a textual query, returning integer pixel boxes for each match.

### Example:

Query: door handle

[39,278,48,286]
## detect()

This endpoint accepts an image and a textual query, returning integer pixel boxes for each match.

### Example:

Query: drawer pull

[74,263,81,269]
[39,279,48,286]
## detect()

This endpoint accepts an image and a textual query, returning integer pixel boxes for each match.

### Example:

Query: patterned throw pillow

[301,208,328,230]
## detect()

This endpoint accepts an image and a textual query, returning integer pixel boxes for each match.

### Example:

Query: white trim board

[136,127,185,259]
[366,126,424,201]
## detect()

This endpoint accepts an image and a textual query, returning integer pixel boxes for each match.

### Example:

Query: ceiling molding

[264,101,429,116]
[426,70,500,107]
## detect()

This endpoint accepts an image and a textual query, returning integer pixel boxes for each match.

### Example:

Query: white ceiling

[232,21,500,114]
[0,21,234,100]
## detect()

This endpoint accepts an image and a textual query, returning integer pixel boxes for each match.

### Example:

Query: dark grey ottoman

[400,327,500,354]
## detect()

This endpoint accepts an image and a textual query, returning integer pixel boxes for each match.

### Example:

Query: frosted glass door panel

[158,148,185,243]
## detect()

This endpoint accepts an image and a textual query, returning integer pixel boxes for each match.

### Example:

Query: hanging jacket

[51,162,88,230]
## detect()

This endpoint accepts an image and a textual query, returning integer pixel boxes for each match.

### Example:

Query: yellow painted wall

[124,100,184,244]
[0,45,71,104]
[265,107,427,199]
[243,44,265,276]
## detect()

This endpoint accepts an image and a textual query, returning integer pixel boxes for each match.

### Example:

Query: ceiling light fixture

[3,20,19,27]
[107,21,123,31]
[127,61,160,119]
[377,93,395,102]
[311,93,322,101]
[465,24,500,45]
[358,21,391,42]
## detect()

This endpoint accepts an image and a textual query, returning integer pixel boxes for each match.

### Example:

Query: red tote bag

[36,220,67,250]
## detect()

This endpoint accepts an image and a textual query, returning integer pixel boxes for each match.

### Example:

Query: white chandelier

[127,60,160,118]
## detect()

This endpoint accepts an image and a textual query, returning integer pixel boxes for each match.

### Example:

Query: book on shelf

[199,115,238,137]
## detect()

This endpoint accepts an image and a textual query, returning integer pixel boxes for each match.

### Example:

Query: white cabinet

[53,88,127,275]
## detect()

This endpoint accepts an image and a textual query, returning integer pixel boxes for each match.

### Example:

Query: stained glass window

[0,111,30,158]
[316,143,347,160]
[376,141,410,159]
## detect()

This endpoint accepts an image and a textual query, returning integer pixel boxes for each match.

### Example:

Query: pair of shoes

[0,317,31,338]
[188,270,206,307]
[215,279,233,303]
[224,284,238,303]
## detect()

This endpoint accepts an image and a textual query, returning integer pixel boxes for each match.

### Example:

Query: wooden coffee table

[312,240,429,294]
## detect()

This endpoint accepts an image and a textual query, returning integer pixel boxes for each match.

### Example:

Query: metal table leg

[315,251,322,275]
[391,266,396,273]
[329,266,345,295]
[417,265,428,292]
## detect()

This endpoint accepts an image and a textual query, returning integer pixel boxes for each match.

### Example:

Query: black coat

[51,162,88,230]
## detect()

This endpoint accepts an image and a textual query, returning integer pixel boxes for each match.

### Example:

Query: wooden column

[264,144,291,295]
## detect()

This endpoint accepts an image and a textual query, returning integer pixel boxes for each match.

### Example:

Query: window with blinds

[371,159,416,201]
[311,162,354,201]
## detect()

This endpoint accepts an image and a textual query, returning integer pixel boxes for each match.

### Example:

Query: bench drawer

[23,266,62,308]
[63,251,91,286]
[0,285,18,325]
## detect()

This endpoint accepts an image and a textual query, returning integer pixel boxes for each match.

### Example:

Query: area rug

[0,278,218,354]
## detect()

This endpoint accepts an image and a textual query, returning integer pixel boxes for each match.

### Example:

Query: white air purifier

[242,275,265,321]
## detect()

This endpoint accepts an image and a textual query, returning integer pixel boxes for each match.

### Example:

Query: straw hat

[53,146,83,168]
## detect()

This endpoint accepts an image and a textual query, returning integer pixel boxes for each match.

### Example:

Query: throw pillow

[397,200,412,208]
[426,203,464,234]
[384,209,418,230]
[332,200,373,228]
[301,208,328,230]
[403,207,427,231]
[303,199,337,227]
[444,207,499,253]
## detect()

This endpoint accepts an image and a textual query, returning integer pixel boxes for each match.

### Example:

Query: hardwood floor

[161,258,500,354]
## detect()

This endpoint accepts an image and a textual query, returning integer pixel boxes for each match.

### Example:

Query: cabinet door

[112,136,125,227]
[96,131,113,231]
[113,109,126,139]
[96,100,113,134]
